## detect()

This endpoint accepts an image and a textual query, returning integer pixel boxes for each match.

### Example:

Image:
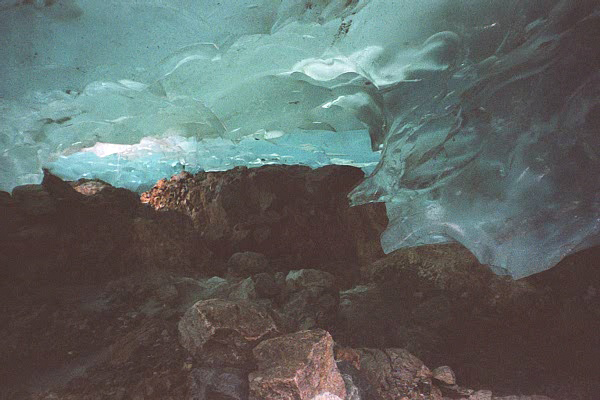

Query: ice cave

[1,1,600,399]
[2,0,600,278]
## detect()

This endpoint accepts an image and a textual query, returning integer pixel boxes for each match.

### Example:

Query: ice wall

[1,0,599,277]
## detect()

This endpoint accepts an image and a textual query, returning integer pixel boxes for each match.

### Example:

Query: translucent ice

[1,0,599,277]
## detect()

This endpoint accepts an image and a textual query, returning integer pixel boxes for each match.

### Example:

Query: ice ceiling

[1,0,599,278]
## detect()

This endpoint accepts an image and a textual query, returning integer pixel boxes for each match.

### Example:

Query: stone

[227,277,259,301]
[249,329,346,400]
[432,365,456,385]
[187,367,248,400]
[11,184,57,216]
[285,269,336,292]
[492,396,554,400]
[354,348,438,400]
[71,178,114,196]
[471,390,493,400]
[141,165,387,268]
[227,251,270,277]
[178,299,279,367]
[253,273,282,299]
[310,394,343,400]
[281,269,339,331]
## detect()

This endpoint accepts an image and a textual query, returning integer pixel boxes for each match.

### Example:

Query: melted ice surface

[1,0,599,277]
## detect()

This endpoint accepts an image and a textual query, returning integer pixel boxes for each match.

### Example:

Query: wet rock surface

[0,166,598,400]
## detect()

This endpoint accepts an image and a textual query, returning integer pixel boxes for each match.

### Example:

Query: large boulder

[141,165,387,271]
[249,329,346,400]
[178,299,279,367]
[11,184,57,216]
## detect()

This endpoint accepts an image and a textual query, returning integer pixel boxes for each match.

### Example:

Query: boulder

[354,348,439,400]
[249,329,346,400]
[281,269,339,331]
[178,299,279,367]
[252,273,282,299]
[11,184,57,216]
[141,165,387,269]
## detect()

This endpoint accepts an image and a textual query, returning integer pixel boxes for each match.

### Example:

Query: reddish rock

[71,178,114,196]
[178,299,279,367]
[249,329,346,400]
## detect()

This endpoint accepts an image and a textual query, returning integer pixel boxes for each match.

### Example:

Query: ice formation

[1,0,599,277]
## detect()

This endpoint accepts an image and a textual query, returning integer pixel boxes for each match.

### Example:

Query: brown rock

[355,348,438,400]
[281,269,339,331]
[334,347,361,370]
[178,299,279,367]
[432,365,456,385]
[141,165,387,268]
[11,184,57,216]
[71,178,113,196]
[249,329,346,400]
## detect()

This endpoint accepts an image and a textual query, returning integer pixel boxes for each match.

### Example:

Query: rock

[71,178,114,196]
[412,295,453,328]
[354,348,438,400]
[227,251,270,277]
[228,277,259,301]
[41,168,81,200]
[471,390,493,400]
[337,284,388,347]
[310,394,343,400]
[285,269,336,292]
[432,365,456,385]
[131,213,208,273]
[141,165,387,269]
[249,329,346,400]
[253,273,282,298]
[362,244,492,297]
[339,372,361,400]
[281,269,339,331]
[178,299,279,367]
[187,367,248,400]
[492,396,554,400]
[11,184,57,216]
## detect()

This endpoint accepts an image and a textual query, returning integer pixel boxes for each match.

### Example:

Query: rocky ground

[0,165,598,400]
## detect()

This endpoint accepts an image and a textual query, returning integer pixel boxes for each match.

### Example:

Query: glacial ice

[1,0,599,277]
